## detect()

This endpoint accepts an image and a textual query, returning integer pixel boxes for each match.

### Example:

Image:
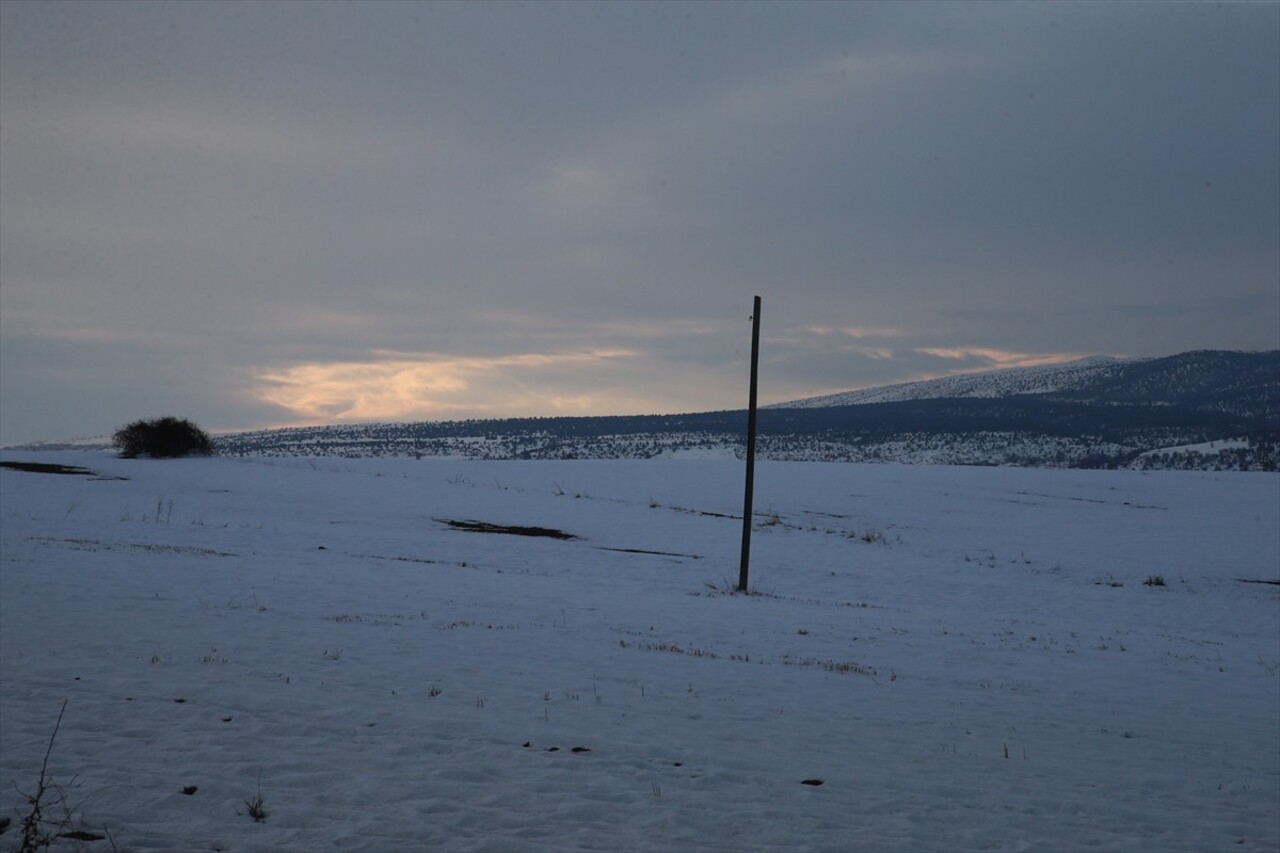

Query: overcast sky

[2,0,1277,445]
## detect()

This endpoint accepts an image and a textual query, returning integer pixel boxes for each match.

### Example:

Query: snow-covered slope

[8,352,1273,471]
[774,350,1279,415]
[775,356,1134,408]
[2,453,1277,851]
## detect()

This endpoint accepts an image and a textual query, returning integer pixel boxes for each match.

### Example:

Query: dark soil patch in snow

[0,460,124,479]
[439,519,578,540]
[599,546,702,559]
[31,537,234,557]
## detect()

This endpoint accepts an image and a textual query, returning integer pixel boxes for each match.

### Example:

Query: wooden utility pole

[738,295,761,592]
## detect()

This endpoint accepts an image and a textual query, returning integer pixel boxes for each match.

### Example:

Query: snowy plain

[1,451,1277,852]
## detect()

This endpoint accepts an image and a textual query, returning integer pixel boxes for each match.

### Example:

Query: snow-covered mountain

[774,355,1133,407]
[775,349,1279,415]
[11,351,1277,471]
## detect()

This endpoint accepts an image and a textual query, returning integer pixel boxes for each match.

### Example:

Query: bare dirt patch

[1,461,99,476]
[598,546,702,559]
[438,519,578,540]
[0,460,127,480]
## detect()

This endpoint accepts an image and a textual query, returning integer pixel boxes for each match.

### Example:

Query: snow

[1138,438,1252,457]
[774,355,1132,408]
[2,452,1277,852]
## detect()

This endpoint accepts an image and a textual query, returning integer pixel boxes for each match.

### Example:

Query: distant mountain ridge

[774,355,1132,407]
[201,349,1276,471]
[8,350,1277,471]
[774,350,1278,417]
[1046,350,1279,419]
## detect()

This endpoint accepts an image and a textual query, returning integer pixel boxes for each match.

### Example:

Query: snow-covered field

[1,452,1277,852]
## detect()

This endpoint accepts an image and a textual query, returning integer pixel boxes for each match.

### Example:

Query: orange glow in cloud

[254,349,638,422]
[913,347,1088,370]
[803,325,911,339]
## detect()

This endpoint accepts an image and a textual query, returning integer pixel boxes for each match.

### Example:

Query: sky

[1,1,1277,445]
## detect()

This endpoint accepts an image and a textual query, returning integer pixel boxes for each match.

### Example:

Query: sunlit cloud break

[914,348,1088,370]
[254,349,638,422]
[804,325,911,339]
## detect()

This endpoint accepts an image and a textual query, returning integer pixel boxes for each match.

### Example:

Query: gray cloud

[2,0,1276,444]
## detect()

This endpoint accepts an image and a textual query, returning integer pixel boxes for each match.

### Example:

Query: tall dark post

[738,295,761,592]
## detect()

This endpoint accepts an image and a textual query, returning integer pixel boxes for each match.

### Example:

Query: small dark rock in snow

[182,786,198,795]
[571,746,591,753]
[800,779,825,786]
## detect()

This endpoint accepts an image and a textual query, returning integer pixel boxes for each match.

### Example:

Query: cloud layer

[2,1,1276,443]
[255,349,640,423]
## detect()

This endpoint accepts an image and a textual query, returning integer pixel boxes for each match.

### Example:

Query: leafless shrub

[241,770,267,823]
[11,700,109,852]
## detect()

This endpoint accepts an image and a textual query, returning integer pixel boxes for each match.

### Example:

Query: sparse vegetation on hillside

[209,350,1279,470]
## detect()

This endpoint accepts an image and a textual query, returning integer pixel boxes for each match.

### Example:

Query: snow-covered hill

[774,349,1280,414]
[774,355,1132,407]
[198,350,1276,470]
[9,351,1275,471]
